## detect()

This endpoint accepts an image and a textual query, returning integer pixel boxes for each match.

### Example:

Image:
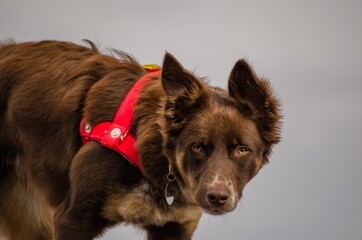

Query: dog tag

[165,170,176,205]
[165,182,175,205]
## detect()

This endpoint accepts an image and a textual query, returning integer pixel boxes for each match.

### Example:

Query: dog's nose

[206,185,230,206]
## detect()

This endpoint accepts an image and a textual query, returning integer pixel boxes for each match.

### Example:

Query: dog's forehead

[185,88,262,144]
[209,87,237,107]
[208,87,243,119]
[206,104,257,137]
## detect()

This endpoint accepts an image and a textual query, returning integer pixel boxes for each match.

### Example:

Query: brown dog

[0,40,281,240]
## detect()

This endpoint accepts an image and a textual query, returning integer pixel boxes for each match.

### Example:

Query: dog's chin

[198,201,237,216]
[202,207,229,216]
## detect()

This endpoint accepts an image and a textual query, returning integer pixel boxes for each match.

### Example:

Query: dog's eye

[238,146,249,155]
[191,143,203,152]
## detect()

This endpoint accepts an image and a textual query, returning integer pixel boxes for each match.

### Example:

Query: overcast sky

[1,0,361,239]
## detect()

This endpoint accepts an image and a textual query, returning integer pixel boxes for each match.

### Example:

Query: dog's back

[0,41,96,168]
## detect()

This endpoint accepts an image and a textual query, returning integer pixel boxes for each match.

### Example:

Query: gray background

[1,0,361,239]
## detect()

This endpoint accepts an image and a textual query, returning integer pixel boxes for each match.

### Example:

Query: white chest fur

[102,182,202,227]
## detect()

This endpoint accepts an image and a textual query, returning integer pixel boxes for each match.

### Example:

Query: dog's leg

[53,142,122,240]
[0,172,54,240]
[145,218,200,240]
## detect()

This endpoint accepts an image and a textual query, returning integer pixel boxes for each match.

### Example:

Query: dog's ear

[228,59,282,150]
[161,52,207,116]
[228,59,266,111]
[162,52,201,97]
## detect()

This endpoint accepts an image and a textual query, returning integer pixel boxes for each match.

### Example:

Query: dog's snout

[206,184,230,206]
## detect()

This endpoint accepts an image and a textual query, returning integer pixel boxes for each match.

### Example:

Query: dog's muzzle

[196,176,238,215]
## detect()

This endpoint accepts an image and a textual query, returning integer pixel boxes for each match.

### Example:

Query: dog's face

[176,100,265,214]
[160,53,281,215]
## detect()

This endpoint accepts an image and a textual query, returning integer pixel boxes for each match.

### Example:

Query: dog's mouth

[197,198,238,216]
[201,205,234,215]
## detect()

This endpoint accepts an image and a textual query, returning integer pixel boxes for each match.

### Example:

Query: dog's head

[159,53,281,215]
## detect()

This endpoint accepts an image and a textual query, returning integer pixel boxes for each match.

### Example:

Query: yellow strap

[142,64,161,71]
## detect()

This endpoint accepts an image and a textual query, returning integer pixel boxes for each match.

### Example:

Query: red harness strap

[79,69,161,171]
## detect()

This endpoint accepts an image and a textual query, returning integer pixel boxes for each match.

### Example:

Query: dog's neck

[133,76,170,187]
[80,69,161,171]
[133,77,187,202]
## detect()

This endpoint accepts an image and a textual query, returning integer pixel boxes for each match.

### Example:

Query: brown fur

[0,40,282,240]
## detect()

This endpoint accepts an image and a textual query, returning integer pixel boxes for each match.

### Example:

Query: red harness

[79,67,161,171]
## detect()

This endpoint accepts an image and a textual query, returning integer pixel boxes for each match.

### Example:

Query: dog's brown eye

[191,143,203,152]
[238,146,249,155]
